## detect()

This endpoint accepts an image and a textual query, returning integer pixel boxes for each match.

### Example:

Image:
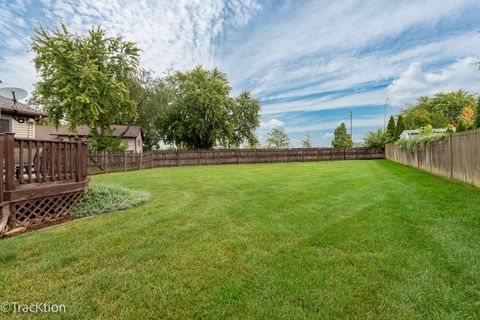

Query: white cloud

[387,57,480,105]
[259,119,285,130]
[0,0,262,95]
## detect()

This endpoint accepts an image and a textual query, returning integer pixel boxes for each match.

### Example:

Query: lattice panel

[11,191,84,228]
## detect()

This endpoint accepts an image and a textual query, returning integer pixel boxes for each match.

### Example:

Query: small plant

[70,183,150,216]
[395,126,447,153]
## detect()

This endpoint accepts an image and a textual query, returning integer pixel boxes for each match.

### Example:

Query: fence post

[105,151,109,172]
[449,134,453,179]
[139,152,143,170]
[151,152,154,168]
[124,152,127,171]
[75,139,83,182]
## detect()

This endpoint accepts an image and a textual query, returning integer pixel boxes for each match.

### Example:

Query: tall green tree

[385,116,396,143]
[331,123,352,148]
[266,128,290,149]
[227,91,261,148]
[159,67,260,149]
[127,69,173,151]
[31,23,140,150]
[395,115,406,140]
[474,98,480,129]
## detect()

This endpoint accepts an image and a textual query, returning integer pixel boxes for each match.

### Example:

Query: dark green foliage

[475,98,480,129]
[395,115,406,140]
[332,122,352,148]
[127,69,173,151]
[31,23,140,151]
[363,129,386,148]
[266,128,290,148]
[158,67,260,149]
[87,136,128,152]
[385,116,396,143]
[70,183,150,216]
[456,119,467,132]
[399,90,477,129]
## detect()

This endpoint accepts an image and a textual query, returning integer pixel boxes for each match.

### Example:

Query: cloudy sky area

[1,0,480,146]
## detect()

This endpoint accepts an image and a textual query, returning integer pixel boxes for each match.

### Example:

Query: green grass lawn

[1,160,480,319]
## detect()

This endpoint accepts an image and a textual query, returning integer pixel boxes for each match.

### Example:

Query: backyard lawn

[1,160,479,319]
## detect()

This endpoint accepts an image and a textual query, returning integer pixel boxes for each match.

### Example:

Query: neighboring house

[400,128,450,139]
[0,96,47,138]
[36,125,143,153]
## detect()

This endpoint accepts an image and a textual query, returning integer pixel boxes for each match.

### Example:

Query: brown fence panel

[88,147,384,175]
[386,128,480,188]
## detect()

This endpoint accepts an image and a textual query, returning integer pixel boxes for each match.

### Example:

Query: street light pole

[384,98,388,131]
[349,111,352,137]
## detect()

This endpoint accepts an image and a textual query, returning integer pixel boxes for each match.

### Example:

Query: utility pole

[349,111,353,137]
[384,98,389,131]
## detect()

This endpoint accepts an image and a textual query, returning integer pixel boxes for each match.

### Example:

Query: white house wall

[2,113,35,138]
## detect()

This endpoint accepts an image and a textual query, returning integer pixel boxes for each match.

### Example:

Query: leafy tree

[399,90,476,129]
[266,128,290,149]
[158,66,260,149]
[363,129,386,149]
[228,91,261,148]
[331,122,352,148]
[475,98,480,129]
[395,115,406,140]
[385,116,396,143]
[302,132,312,148]
[458,105,475,128]
[31,23,140,150]
[127,69,173,151]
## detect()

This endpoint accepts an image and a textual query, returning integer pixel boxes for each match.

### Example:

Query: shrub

[363,129,386,148]
[456,119,467,132]
[395,128,447,153]
[70,183,150,216]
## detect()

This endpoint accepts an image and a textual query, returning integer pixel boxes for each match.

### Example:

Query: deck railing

[0,133,89,202]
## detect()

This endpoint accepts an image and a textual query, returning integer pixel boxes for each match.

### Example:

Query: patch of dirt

[0,215,81,240]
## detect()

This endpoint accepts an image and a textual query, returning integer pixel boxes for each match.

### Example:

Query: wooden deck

[0,133,89,233]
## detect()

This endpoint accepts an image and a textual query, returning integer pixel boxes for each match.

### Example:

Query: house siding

[2,113,35,138]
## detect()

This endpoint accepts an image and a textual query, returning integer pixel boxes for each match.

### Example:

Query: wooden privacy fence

[386,128,480,188]
[88,147,385,174]
[0,133,89,233]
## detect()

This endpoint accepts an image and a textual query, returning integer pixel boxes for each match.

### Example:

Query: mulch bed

[0,215,82,240]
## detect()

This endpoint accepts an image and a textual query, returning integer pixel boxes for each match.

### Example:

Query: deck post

[0,135,4,203]
[75,139,83,182]
[4,133,16,191]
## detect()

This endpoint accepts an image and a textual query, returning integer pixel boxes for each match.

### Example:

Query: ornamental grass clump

[70,183,150,216]
[395,126,448,153]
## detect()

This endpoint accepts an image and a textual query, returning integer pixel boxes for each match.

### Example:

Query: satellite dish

[0,87,28,102]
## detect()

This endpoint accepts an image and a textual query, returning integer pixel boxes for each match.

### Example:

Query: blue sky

[1,0,480,146]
